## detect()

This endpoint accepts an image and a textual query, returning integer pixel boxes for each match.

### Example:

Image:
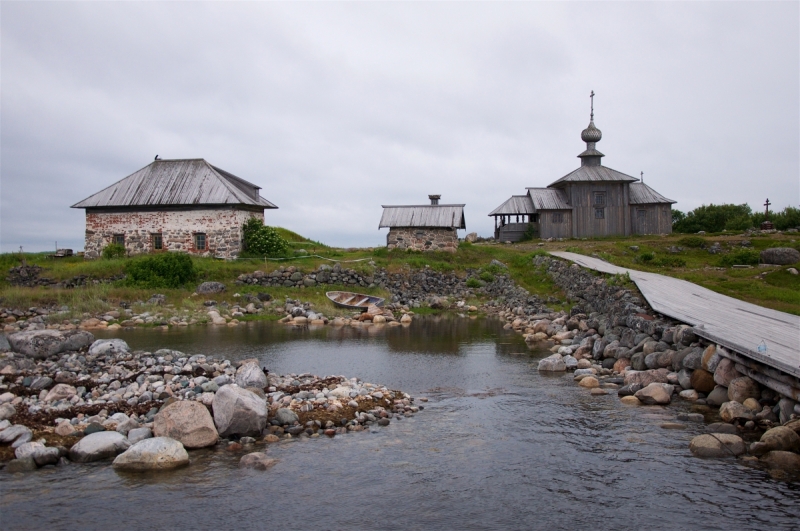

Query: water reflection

[2,317,799,531]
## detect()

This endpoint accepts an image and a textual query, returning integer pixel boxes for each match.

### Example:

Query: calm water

[1,317,798,531]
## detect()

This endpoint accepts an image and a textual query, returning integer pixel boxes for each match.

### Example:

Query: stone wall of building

[84,208,263,259]
[386,227,459,253]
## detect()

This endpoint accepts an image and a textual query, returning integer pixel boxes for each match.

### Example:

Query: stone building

[489,97,675,241]
[379,195,466,253]
[72,158,277,259]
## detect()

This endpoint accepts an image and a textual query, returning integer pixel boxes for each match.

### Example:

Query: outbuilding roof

[379,205,466,229]
[526,188,571,210]
[488,195,534,216]
[71,159,277,209]
[548,165,638,187]
[629,182,676,204]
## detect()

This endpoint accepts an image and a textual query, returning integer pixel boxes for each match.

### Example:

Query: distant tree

[752,206,800,231]
[672,209,686,225]
[672,203,753,233]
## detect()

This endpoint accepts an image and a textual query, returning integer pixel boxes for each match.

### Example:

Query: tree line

[672,204,800,233]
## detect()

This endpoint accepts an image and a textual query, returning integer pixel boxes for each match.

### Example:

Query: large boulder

[749,426,800,456]
[719,401,755,423]
[538,355,566,372]
[212,385,268,437]
[713,358,740,387]
[8,329,94,359]
[88,339,129,357]
[153,400,218,449]
[235,362,267,389]
[674,325,696,346]
[727,376,760,403]
[0,425,31,445]
[760,247,800,265]
[706,386,730,407]
[634,383,674,405]
[690,369,716,394]
[689,433,746,457]
[68,431,131,463]
[112,437,190,471]
[197,282,226,294]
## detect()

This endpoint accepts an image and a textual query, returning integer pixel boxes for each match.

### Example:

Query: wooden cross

[764,198,771,219]
[590,90,595,121]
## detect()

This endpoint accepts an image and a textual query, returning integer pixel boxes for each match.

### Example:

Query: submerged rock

[112,437,189,471]
[69,431,130,463]
[689,433,746,458]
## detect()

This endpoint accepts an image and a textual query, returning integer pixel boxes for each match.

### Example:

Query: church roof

[629,182,676,204]
[548,165,639,187]
[527,188,571,210]
[488,195,534,216]
[72,159,277,209]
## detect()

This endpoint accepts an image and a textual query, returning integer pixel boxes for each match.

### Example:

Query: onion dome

[581,121,602,143]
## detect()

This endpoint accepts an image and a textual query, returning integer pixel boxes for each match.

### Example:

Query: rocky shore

[508,255,800,477]
[0,332,423,473]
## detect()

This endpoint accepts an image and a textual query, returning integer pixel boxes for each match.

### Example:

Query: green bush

[677,236,706,248]
[125,252,197,288]
[637,252,655,263]
[479,271,495,282]
[466,277,482,288]
[718,249,761,267]
[102,243,126,260]
[242,218,290,257]
[372,247,388,258]
[673,203,753,233]
[520,223,538,242]
[654,256,686,268]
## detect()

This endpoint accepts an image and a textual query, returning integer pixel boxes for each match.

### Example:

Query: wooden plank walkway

[550,251,800,379]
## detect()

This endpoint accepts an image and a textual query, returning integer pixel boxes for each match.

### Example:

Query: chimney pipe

[429,194,441,205]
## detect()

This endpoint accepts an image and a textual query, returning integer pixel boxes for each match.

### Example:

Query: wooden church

[489,94,675,241]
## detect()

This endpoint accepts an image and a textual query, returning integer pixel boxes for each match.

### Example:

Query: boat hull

[326,291,385,311]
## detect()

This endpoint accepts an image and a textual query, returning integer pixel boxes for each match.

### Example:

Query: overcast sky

[1,1,798,252]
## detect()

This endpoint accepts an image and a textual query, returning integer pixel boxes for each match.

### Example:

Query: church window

[552,212,563,223]
[594,208,605,219]
[593,192,606,206]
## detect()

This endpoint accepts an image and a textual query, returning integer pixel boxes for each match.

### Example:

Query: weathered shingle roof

[379,205,466,229]
[629,182,676,204]
[527,188,571,210]
[71,159,277,209]
[548,164,638,187]
[488,195,534,216]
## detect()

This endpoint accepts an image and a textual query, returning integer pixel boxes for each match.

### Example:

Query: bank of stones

[522,255,800,473]
[0,333,422,472]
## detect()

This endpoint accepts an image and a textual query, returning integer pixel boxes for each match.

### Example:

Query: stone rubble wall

[386,228,459,253]
[84,209,264,260]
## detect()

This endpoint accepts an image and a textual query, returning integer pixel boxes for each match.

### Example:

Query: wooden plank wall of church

[631,204,673,235]
[567,183,628,238]
[539,211,572,239]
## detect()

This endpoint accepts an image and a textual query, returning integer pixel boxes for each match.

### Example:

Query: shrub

[520,223,537,241]
[637,252,655,263]
[125,252,197,288]
[677,236,706,248]
[673,203,753,233]
[466,277,482,288]
[372,247,388,258]
[479,271,495,282]
[654,256,686,268]
[102,243,126,260]
[718,249,760,267]
[242,218,290,257]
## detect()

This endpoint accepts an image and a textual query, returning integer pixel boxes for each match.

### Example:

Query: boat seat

[341,296,356,305]
[354,298,369,306]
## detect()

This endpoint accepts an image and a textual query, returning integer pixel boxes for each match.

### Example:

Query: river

[1,316,798,530]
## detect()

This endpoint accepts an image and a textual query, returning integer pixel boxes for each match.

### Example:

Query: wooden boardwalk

[550,252,800,380]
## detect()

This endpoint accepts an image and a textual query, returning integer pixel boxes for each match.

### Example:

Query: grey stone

[88,339,130,357]
[0,403,16,421]
[239,452,278,471]
[69,431,131,463]
[682,348,703,370]
[5,457,37,473]
[719,401,755,423]
[617,383,642,397]
[112,437,190,471]
[154,400,218,449]
[212,385,268,437]
[14,441,45,460]
[727,376,760,403]
[634,383,674,405]
[689,433,746,457]
[0,425,31,444]
[677,369,693,390]
[274,407,299,425]
[777,398,798,425]
[706,422,738,435]
[235,362,267,389]
[760,247,800,265]
[197,282,226,294]
[706,386,729,407]
[127,427,153,444]
[538,355,566,372]
[713,357,741,387]
[32,446,60,467]
[7,329,94,359]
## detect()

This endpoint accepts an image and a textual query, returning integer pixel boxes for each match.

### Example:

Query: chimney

[429,195,441,205]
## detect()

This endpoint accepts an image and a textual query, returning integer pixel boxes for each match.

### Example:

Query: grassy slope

[1,229,798,316]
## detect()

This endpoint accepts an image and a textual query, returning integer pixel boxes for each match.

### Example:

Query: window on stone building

[194,233,207,251]
[552,212,563,223]
[594,192,606,206]
[594,208,605,219]
[113,234,125,245]
[152,233,163,250]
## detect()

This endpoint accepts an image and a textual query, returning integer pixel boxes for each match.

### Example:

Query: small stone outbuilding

[379,195,466,253]
[72,158,277,259]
